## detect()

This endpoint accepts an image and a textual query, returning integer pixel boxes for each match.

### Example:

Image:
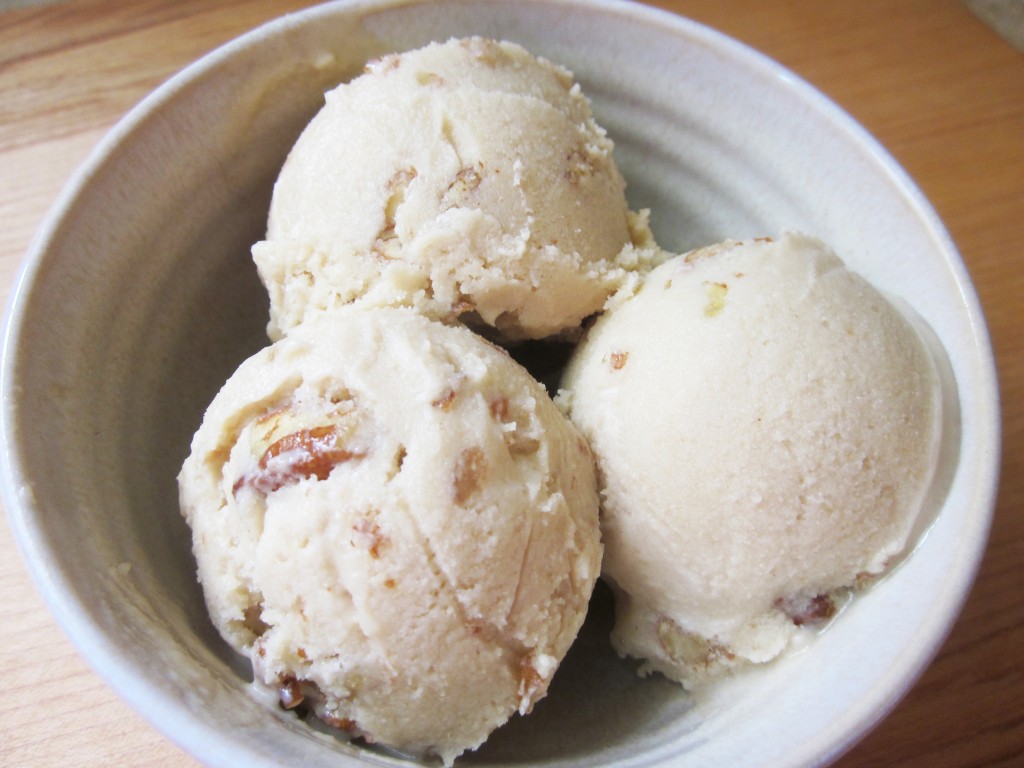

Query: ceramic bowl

[1,1,999,766]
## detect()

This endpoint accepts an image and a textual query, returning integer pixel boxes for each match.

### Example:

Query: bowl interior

[1,1,997,767]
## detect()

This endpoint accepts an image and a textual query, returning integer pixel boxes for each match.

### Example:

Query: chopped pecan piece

[447,299,476,320]
[489,396,510,421]
[278,676,305,710]
[564,146,595,184]
[774,593,838,626]
[518,661,543,714]
[657,616,734,670]
[351,515,387,559]
[516,653,553,715]
[442,163,484,208]
[453,446,486,505]
[239,425,366,495]
[505,433,540,456]
[320,713,358,732]
[432,387,458,411]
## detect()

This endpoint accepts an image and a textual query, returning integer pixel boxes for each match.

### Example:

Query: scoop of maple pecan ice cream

[559,233,944,689]
[178,307,602,764]
[252,36,659,343]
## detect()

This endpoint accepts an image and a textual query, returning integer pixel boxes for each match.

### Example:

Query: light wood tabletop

[1,1,1021,765]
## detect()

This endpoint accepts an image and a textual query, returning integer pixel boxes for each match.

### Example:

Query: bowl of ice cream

[0,1,999,767]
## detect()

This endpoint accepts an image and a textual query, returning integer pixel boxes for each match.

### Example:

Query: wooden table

[1,1,1020,765]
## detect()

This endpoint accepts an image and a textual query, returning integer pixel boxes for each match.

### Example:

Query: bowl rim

[0,0,1001,766]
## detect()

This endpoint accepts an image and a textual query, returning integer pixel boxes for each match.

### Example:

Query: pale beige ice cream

[252,37,658,343]
[559,233,943,688]
[178,308,602,764]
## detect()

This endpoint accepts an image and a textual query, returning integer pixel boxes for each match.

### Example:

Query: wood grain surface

[1,1,1021,766]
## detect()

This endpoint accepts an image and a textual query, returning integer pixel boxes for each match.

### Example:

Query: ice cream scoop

[559,233,943,688]
[252,36,658,343]
[178,308,602,763]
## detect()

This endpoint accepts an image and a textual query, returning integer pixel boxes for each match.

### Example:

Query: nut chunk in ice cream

[252,37,657,343]
[559,233,943,689]
[178,308,602,764]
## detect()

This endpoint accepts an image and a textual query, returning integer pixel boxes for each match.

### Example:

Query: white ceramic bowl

[1,1,1000,766]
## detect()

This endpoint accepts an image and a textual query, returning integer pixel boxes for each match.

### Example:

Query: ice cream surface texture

[559,233,943,688]
[178,308,602,764]
[253,36,658,343]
